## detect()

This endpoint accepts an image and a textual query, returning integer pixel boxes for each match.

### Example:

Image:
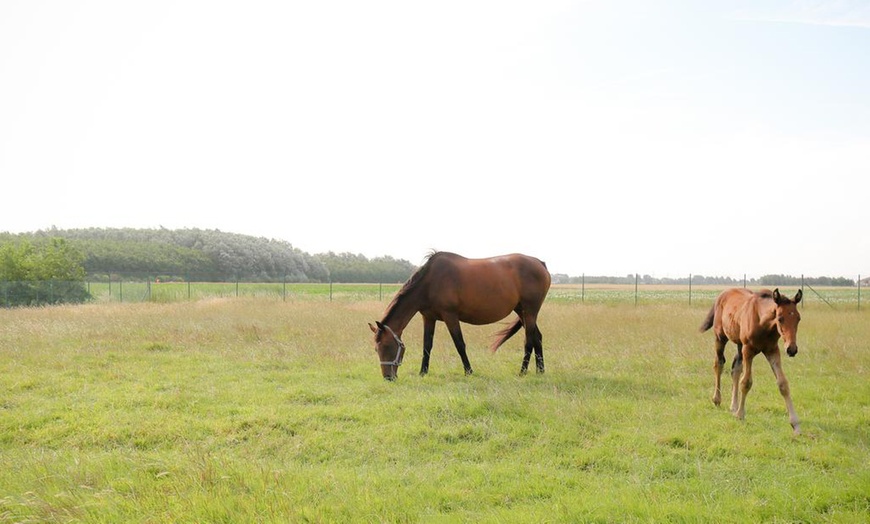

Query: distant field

[1,298,868,522]
[83,281,868,311]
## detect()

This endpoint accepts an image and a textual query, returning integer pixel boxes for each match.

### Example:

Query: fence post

[688,274,692,305]
[858,274,861,311]
[581,273,585,303]
[329,280,333,302]
[379,282,383,301]
[743,274,746,288]
[635,273,638,307]
[801,274,804,310]
[119,280,123,303]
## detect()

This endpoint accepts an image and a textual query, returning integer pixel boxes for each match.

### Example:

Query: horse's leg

[764,349,801,435]
[729,342,743,413]
[420,316,436,376]
[519,308,544,374]
[712,335,727,406]
[520,343,532,375]
[735,344,756,421]
[444,317,473,375]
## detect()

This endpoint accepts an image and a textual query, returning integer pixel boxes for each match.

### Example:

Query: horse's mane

[382,251,443,324]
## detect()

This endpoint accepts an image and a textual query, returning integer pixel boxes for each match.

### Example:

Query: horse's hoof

[464,368,474,376]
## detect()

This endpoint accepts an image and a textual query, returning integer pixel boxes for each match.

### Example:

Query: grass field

[79,281,866,310]
[1,295,868,522]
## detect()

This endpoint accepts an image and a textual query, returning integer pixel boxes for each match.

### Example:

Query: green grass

[81,281,867,311]
[1,298,868,522]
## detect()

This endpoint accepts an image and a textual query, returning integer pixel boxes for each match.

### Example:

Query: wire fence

[0,278,864,311]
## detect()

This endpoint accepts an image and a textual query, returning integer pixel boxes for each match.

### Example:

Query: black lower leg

[521,347,532,375]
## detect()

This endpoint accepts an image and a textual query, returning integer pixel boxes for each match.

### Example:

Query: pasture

[1,292,868,522]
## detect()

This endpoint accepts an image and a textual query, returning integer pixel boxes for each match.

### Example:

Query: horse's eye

[778,316,785,323]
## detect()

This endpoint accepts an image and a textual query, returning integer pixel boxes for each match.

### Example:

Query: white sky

[2,0,869,279]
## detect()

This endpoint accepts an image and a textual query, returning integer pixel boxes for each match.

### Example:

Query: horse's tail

[699,306,716,333]
[490,318,523,352]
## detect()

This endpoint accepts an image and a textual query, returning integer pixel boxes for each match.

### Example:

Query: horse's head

[773,288,802,357]
[368,321,405,381]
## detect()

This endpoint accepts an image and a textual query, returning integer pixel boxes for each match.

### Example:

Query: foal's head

[773,288,803,357]
[368,321,404,381]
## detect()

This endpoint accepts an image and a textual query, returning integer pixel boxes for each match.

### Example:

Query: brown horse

[368,251,551,380]
[700,288,803,434]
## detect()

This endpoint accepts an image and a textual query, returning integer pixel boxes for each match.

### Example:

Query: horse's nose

[787,346,798,357]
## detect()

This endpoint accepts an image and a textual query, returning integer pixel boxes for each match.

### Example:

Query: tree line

[1,227,858,306]
[1,228,417,284]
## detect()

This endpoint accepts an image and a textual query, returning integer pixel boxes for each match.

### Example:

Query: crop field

[1,293,869,522]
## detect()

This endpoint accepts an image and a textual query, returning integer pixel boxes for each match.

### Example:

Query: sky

[2,0,869,279]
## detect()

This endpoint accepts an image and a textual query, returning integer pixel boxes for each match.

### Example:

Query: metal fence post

[635,273,638,307]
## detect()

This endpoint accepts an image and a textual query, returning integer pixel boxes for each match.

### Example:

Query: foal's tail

[490,318,523,352]
[699,306,715,333]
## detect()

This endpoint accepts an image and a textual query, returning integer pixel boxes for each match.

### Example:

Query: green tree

[0,238,90,307]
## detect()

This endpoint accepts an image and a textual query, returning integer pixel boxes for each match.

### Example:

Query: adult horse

[368,251,551,380]
[700,288,803,434]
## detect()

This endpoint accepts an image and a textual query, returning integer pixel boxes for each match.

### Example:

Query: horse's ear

[794,289,803,304]
[368,322,378,334]
[773,288,784,304]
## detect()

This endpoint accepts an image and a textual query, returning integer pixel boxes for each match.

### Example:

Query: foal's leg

[420,316,436,376]
[765,349,801,435]
[729,342,743,413]
[444,316,473,375]
[735,344,756,421]
[712,336,727,406]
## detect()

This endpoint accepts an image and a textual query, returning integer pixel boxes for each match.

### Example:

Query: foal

[700,288,803,434]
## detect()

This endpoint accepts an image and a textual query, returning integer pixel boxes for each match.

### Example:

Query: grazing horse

[700,288,803,434]
[368,251,551,380]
